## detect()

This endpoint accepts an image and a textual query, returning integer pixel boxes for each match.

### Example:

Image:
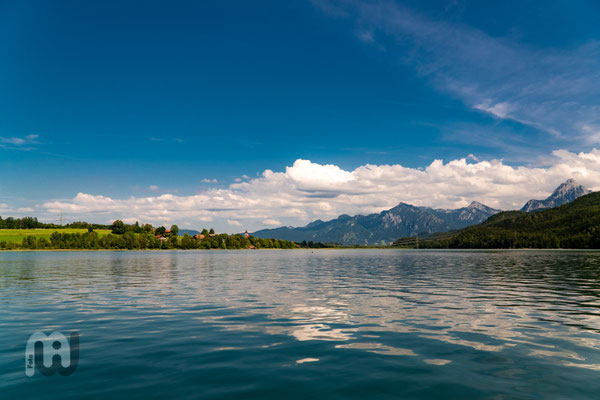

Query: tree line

[4,232,294,250]
[0,216,111,230]
[0,218,296,250]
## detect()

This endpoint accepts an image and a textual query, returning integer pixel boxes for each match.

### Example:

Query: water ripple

[2,250,600,399]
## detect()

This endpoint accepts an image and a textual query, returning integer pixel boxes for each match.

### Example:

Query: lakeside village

[0,217,297,250]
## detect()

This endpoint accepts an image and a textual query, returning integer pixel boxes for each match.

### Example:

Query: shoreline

[2,247,600,253]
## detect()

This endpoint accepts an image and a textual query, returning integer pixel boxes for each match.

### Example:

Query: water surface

[2,250,600,399]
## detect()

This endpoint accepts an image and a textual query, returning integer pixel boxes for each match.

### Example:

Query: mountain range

[253,179,592,245]
[254,201,500,245]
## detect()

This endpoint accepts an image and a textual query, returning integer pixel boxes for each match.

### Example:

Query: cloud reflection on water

[4,250,600,371]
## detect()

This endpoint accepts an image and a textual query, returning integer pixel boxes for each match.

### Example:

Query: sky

[1,0,600,231]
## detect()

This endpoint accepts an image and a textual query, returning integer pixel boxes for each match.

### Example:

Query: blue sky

[2,0,600,230]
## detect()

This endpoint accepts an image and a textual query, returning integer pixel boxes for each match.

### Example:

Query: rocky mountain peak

[550,179,589,198]
[521,179,591,212]
[467,201,484,210]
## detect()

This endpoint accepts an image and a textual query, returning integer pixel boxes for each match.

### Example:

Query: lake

[1,250,600,399]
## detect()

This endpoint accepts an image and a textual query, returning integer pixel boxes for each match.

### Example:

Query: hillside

[397,192,600,249]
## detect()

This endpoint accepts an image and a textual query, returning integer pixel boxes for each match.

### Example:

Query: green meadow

[0,229,112,244]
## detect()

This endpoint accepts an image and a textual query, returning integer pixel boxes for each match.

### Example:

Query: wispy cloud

[435,121,551,164]
[149,137,184,143]
[0,134,39,150]
[312,0,600,144]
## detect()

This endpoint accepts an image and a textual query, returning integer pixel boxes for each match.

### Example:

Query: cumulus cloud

[201,178,218,184]
[0,203,36,215]
[40,150,600,231]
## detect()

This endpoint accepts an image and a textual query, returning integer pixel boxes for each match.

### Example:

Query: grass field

[0,229,112,243]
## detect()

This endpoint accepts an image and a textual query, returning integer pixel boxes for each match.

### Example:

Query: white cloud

[148,185,159,191]
[287,159,354,185]
[39,151,600,231]
[201,178,218,184]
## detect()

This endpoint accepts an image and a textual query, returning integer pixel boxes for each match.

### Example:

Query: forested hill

[395,192,600,249]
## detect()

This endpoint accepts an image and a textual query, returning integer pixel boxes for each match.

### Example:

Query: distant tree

[142,224,154,233]
[155,226,166,236]
[111,220,126,235]
[132,221,143,233]
[209,228,215,234]
[167,235,178,248]
[170,225,179,236]
[181,233,197,249]
[201,228,209,235]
